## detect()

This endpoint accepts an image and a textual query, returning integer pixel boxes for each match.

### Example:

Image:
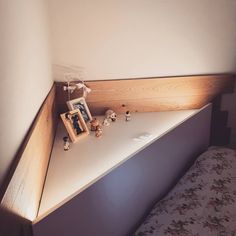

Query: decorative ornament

[105,109,117,122]
[102,118,110,126]
[95,125,103,138]
[90,118,100,131]
[63,136,70,151]
[125,111,131,121]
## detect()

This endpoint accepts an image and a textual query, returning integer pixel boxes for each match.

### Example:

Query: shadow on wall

[222,80,236,149]
[0,207,32,236]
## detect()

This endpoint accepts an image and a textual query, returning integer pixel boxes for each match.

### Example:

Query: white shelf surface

[36,108,203,221]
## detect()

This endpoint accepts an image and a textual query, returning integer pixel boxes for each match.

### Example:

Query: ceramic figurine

[105,109,117,122]
[63,136,70,151]
[95,125,102,138]
[102,118,110,126]
[90,118,100,131]
[125,111,131,121]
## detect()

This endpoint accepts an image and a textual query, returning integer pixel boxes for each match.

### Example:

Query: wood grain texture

[56,74,235,115]
[0,85,58,221]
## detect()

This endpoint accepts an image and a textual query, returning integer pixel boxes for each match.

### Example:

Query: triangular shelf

[36,106,207,221]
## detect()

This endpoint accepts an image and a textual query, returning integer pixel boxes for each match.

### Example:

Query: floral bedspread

[134,147,236,236]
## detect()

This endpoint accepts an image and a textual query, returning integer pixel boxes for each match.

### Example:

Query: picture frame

[67,97,92,123]
[60,109,89,143]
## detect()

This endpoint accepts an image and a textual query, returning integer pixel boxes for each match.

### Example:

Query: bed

[134,147,236,236]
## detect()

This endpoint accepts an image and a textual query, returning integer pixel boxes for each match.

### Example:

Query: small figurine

[63,136,70,151]
[105,109,117,122]
[90,118,100,131]
[95,125,103,138]
[125,111,131,121]
[102,118,110,126]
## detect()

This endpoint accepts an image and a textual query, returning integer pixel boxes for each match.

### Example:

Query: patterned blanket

[134,147,236,236]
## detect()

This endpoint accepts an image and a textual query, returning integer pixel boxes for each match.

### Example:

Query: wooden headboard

[56,74,235,115]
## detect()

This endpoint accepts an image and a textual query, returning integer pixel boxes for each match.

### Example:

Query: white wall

[0,0,53,187]
[49,0,236,148]
[49,0,236,81]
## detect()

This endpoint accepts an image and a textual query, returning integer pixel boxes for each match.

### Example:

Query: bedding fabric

[134,147,236,236]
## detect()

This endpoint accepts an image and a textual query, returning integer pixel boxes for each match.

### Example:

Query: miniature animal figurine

[102,118,110,126]
[63,136,70,151]
[95,125,102,138]
[105,109,117,122]
[90,118,100,131]
[125,111,131,121]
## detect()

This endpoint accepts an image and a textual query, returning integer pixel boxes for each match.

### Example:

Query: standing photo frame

[60,109,89,143]
[67,97,92,123]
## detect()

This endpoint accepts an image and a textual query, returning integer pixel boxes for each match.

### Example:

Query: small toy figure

[90,118,100,131]
[63,136,70,151]
[71,114,83,135]
[102,118,110,126]
[105,109,117,122]
[95,125,102,138]
[125,111,131,121]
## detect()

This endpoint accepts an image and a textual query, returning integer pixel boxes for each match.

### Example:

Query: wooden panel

[210,96,232,146]
[0,84,58,221]
[56,74,235,115]
[86,95,215,115]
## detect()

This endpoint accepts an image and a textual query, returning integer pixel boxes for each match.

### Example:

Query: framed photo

[60,109,89,143]
[67,97,92,123]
